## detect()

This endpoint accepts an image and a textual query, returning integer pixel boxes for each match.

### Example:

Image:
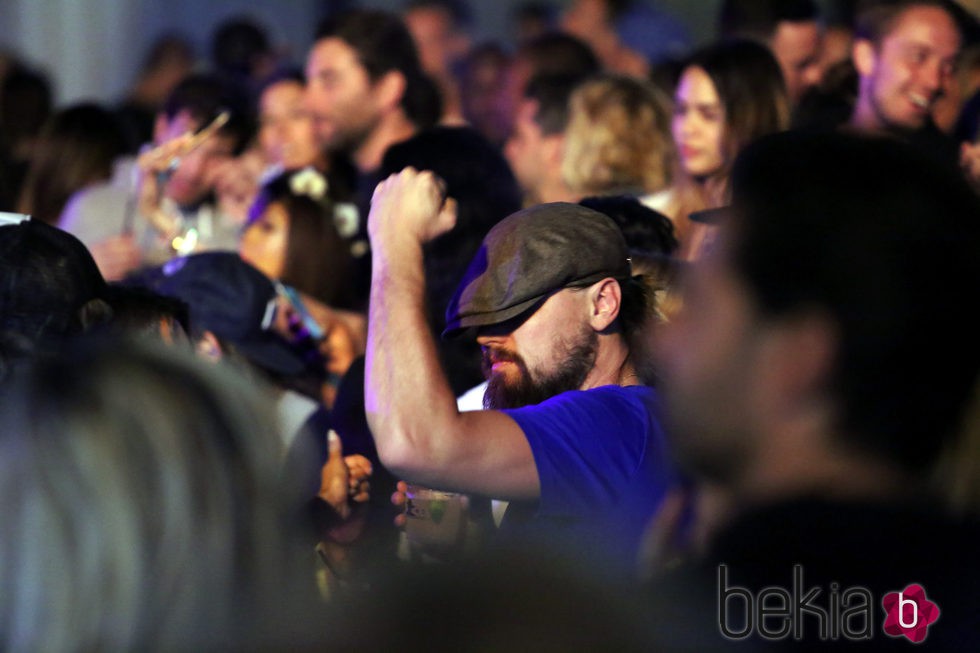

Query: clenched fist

[368,167,458,250]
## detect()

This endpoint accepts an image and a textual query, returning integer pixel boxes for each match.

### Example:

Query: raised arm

[365,168,539,500]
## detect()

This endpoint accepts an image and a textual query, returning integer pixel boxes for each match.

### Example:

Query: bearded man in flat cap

[364,168,677,573]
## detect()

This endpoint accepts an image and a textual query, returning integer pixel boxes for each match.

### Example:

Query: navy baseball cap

[152,252,306,376]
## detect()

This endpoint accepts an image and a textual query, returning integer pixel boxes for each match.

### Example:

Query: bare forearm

[365,241,461,480]
[363,169,538,497]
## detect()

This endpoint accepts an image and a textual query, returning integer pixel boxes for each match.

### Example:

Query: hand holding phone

[275,282,325,341]
[137,110,231,175]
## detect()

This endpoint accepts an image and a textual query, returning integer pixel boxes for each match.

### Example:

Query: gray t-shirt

[59,157,240,266]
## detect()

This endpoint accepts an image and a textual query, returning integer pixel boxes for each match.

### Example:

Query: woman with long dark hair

[649,40,789,259]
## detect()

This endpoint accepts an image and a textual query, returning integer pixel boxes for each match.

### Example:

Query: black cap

[0,219,108,343]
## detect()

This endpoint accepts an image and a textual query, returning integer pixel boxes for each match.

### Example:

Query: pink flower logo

[882,584,940,643]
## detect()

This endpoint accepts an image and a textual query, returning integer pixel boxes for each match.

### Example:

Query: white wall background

[0,0,322,105]
[0,0,722,107]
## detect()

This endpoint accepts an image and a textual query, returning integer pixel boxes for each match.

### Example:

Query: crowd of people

[1,0,979,650]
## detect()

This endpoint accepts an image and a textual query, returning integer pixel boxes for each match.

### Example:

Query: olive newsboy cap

[443,202,631,338]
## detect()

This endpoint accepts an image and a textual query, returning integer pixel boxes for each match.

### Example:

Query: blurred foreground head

[0,338,319,651]
[658,131,980,494]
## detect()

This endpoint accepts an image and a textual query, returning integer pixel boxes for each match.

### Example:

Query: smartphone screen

[275,283,325,340]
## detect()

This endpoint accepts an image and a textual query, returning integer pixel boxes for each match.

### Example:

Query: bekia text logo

[718,565,940,643]
[882,584,940,643]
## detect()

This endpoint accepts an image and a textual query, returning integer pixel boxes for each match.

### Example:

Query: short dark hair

[315,9,440,129]
[719,0,820,42]
[524,73,585,135]
[511,2,557,28]
[854,0,960,45]
[257,67,305,96]
[578,195,678,260]
[615,276,651,348]
[824,0,859,28]
[517,32,601,80]
[140,33,195,75]
[163,73,252,154]
[727,131,980,473]
[404,0,473,30]
[605,0,635,19]
[164,73,232,123]
[0,68,52,146]
[210,16,271,77]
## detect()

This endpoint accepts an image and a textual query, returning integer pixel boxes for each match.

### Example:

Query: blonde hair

[561,74,673,197]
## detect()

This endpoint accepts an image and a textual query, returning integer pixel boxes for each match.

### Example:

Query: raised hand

[368,167,458,249]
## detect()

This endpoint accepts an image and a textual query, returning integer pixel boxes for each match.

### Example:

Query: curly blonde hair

[561,74,673,197]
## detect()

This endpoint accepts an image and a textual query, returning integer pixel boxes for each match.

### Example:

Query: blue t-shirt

[501,384,676,574]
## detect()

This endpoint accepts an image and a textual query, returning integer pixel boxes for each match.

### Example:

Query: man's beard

[482,326,598,410]
[324,118,376,158]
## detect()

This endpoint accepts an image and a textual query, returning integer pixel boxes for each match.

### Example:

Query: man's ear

[853,38,877,78]
[196,330,224,363]
[588,277,622,332]
[373,69,408,113]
